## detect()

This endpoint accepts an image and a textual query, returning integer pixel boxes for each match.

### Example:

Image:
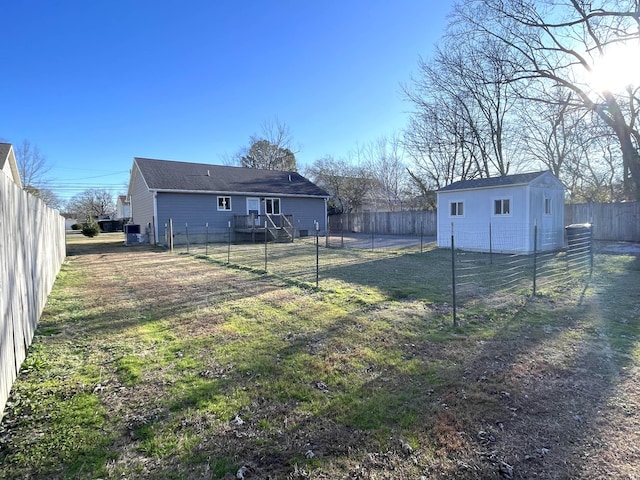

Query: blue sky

[1,1,453,202]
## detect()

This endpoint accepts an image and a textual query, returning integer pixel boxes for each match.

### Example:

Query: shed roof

[133,157,329,197]
[438,171,560,192]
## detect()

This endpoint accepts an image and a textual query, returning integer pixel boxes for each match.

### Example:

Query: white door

[247,197,260,225]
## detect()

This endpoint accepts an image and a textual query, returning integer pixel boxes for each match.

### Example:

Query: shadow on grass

[4,233,639,479]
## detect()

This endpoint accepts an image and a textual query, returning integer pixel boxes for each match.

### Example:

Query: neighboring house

[0,143,23,188]
[116,195,131,220]
[436,171,566,253]
[128,157,330,245]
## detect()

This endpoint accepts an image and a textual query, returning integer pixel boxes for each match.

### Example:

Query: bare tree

[12,139,63,209]
[404,96,482,190]
[238,118,299,171]
[66,189,116,221]
[403,31,524,187]
[304,156,373,214]
[520,93,583,178]
[15,140,50,188]
[360,135,410,211]
[454,0,640,199]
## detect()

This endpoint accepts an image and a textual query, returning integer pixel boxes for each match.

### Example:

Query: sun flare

[590,41,640,93]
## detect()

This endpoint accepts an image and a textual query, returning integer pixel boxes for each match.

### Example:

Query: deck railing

[234,214,294,242]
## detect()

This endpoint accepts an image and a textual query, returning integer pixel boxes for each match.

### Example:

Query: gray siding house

[437,171,566,254]
[127,157,330,245]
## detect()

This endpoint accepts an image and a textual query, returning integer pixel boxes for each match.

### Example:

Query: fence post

[420,220,424,253]
[489,222,493,265]
[533,223,538,296]
[264,221,268,272]
[316,221,320,287]
[451,223,458,327]
[205,222,209,256]
[169,218,174,252]
[589,222,594,277]
[185,222,190,253]
[227,220,231,264]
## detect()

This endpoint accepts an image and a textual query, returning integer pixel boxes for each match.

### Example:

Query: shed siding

[528,185,565,251]
[437,174,565,254]
[438,185,532,252]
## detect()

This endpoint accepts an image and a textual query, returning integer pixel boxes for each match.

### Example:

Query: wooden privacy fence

[565,202,640,242]
[329,202,640,242]
[328,210,437,236]
[0,174,66,420]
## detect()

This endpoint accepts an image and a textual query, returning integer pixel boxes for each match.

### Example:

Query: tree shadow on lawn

[11,238,638,479]
[318,248,453,303]
[65,232,160,257]
[96,246,640,479]
[432,251,640,479]
[164,250,640,479]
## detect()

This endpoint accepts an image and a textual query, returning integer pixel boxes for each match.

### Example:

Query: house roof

[0,142,23,188]
[438,171,561,192]
[0,143,11,161]
[133,157,330,198]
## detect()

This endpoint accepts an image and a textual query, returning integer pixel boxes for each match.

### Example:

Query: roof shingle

[134,157,329,197]
[438,171,552,192]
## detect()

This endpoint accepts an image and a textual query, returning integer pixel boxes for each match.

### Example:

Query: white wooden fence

[0,174,66,420]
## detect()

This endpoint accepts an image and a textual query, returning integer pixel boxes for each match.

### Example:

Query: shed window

[265,198,281,215]
[217,196,231,211]
[450,201,464,216]
[494,199,510,215]
[544,197,552,215]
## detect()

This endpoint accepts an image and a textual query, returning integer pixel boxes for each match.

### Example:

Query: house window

[217,196,231,211]
[544,197,552,215]
[450,201,464,216]
[494,198,510,215]
[265,198,281,215]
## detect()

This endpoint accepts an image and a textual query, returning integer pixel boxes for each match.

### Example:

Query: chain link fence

[169,226,594,325]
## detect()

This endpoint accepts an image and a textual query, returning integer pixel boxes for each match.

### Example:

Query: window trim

[450,201,464,217]
[544,197,552,215]
[493,197,511,216]
[265,197,281,215]
[217,196,232,211]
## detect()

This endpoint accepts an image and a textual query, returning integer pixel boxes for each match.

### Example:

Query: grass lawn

[1,232,639,479]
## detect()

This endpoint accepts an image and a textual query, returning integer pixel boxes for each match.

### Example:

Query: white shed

[437,171,566,254]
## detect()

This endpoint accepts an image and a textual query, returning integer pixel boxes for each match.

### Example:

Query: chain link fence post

[451,222,458,327]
